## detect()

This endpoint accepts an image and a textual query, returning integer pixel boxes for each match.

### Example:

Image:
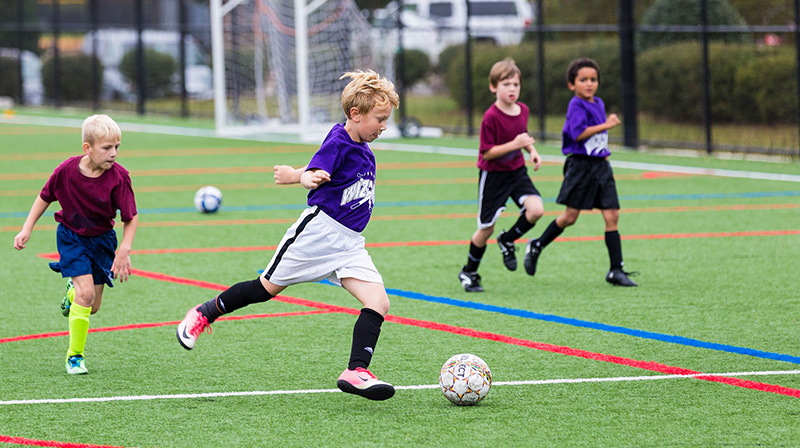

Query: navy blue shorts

[49,224,116,287]
[556,155,620,210]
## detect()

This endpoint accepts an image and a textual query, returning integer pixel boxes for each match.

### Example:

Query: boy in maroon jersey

[14,114,138,374]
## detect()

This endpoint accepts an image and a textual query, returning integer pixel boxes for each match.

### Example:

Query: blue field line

[317,279,800,364]
[2,191,800,219]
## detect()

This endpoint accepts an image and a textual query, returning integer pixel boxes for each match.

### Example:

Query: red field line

[4,202,797,234]
[29,228,799,259]
[126,270,800,399]
[0,434,125,448]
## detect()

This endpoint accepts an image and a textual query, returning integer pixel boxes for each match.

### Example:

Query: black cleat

[459,267,484,292]
[496,231,517,271]
[605,268,638,287]
[524,240,541,276]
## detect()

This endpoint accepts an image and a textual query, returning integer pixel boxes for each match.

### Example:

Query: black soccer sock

[605,230,623,270]
[537,219,565,249]
[504,214,536,242]
[348,308,384,370]
[198,278,273,323]
[464,242,486,272]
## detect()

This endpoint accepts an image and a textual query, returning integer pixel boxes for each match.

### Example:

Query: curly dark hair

[566,58,600,85]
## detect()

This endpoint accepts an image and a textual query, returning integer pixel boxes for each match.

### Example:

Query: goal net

[210,0,396,140]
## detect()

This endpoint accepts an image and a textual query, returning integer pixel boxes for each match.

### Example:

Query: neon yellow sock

[67,302,91,358]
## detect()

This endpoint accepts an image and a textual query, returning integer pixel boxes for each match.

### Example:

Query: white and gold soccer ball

[439,353,492,405]
[194,186,223,213]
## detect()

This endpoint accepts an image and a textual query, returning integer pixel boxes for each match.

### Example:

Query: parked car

[81,29,213,101]
[0,48,44,105]
[373,0,534,62]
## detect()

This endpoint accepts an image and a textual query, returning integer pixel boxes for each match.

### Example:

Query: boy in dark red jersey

[458,58,544,292]
[14,114,138,374]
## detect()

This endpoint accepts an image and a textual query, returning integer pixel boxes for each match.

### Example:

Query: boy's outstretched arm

[13,196,51,250]
[112,214,138,282]
[273,165,308,185]
[574,114,621,141]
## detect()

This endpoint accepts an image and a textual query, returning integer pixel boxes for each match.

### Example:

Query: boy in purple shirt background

[524,57,638,287]
[458,58,544,293]
[177,70,399,401]
[14,114,139,374]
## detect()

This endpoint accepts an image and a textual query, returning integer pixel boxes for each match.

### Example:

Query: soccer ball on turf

[439,353,492,405]
[194,186,223,213]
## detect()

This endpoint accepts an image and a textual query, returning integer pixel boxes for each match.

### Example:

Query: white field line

[2,370,798,406]
[4,114,799,183]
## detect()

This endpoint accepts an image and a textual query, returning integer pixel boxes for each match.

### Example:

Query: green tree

[639,0,750,51]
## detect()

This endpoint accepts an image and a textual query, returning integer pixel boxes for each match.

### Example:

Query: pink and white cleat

[337,367,395,401]
[176,305,211,350]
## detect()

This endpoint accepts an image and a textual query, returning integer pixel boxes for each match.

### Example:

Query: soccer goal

[210,0,396,141]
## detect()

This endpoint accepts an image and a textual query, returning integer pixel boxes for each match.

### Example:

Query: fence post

[52,0,62,108]
[89,0,99,110]
[536,0,545,141]
[135,0,145,115]
[700,0,712,154]
[618,0,638,149]
[396,0,407,124]
[464,0,474,137]
[179,0,188,117]
[795,0,800,159]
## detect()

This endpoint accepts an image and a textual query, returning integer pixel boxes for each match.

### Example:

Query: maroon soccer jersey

[477,102,529,172]
[39,155,137,236]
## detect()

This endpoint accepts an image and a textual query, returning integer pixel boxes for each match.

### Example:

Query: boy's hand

[606,114,621,129]
[513,132,535,149]
[13,230,31,250]
[274,165,301,185]
[111,251,132,283]
[301,169,331,190]
[528,146,542,171]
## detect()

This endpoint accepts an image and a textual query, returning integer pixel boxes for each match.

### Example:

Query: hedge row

[439,39,797,125]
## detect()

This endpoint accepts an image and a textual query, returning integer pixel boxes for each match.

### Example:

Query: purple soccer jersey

[39,155,137,237]
[306,123,376,233]
[477,102,529,172]
[562,96,612,157]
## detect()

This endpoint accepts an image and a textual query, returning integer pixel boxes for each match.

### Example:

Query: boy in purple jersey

[13,114,139,374]
[458,58,544,293]
[176,70,400,401]
[523,58,638,287]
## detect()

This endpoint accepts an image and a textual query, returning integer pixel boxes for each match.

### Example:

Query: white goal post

[209,0,397,141]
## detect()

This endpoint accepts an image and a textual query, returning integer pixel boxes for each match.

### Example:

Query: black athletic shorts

[477,165,540,229]
[556,155,620,210]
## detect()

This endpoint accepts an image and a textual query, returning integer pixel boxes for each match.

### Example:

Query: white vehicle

[81,29,213,101]
[374,0,534,61]
[0,48,44,105]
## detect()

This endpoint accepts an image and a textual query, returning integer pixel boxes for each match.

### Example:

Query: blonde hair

[488,58,521,87]
[82,114,121,145]
[339,70,399,119]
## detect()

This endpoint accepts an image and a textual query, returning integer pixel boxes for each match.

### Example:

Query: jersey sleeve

[113,171,138,222]
[564,100,589,141]
[479,113,498,153]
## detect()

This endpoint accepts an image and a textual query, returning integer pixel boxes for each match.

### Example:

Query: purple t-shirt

[477,102,529,172]
[39,155,137,237]
[306,123,376,233]
[562,96,611,157]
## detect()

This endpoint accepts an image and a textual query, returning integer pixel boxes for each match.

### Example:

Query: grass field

[1,113,799,447]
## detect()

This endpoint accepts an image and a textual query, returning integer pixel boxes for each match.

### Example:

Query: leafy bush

[41,53,103,102]
[637,41,794,124]
[639,0,751,52]
[120,47,176,98]
[0,57,21,101]
[443,38,619,117]
[396,48,431,88]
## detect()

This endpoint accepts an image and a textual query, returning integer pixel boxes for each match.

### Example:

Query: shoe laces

[354,367,376,379]
[615,268,639,277]
[190,313,212,337]
[67,355,83,367]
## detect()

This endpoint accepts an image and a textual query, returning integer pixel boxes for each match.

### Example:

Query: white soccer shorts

[261,206,383,287]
